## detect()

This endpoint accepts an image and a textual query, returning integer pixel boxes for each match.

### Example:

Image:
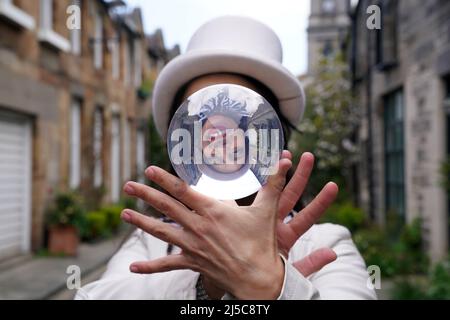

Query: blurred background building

[0,0,178,261]
[307,0,350,74]
[350,0,450,262]
[305,0,450,263]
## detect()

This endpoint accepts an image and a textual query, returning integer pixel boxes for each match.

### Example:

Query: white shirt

[75,223,377,300]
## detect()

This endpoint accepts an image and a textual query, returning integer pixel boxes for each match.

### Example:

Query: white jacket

[75,223,377,300]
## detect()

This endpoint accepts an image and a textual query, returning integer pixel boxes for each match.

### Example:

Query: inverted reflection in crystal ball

[167,84,284,200]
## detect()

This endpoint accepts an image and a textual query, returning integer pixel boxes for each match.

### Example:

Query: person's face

[201,114,246,174]
[183,74,257,174]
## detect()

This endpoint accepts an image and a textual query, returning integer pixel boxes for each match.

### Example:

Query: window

[110,113,121,202]
[0,0,35,29]
[93,108,103,188]
[70,0,81,55]
[323,40,334,58]
[384,90,405,219]
[93,8,103,69]
[134,39,142,87]
[70,99,82,189]
[123,119,131,181]
[109,32,120,80]
[136,128,146,184]
[38,0,70,51]
[123,37,132,85]
[376,0,398,69]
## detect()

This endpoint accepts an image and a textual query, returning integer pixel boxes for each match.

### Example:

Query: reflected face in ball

[167,82,284,200]
[201,114,246,174]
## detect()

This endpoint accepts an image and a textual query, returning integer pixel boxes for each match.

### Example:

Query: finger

[293,248,337,277]
[221,200,238,207]
[281,150,292,160]
[278,152,315,220]
[123,181,198,228]
[121,209,186,249]
[253,158,292,210]
[289,182,338,237]
[145,166,216,213]
[130,254,194,274]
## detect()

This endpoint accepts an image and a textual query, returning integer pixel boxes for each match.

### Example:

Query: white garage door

[0,112,32,260]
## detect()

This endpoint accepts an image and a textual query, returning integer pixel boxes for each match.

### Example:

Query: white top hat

[152,15,305,139]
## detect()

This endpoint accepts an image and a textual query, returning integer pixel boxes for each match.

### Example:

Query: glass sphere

[167,84,284,200]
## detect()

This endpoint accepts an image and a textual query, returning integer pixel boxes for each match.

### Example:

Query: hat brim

[152,49,305,139]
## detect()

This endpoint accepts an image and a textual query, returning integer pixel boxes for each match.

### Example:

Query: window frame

[123,118,132,181]
[384,89,406,220]
[70,98,82,190]
[93,6,103,69]
[93,107,104,188]
[70,0,82,56]
[38,0,70,52]
[375,0,399,70]
[0,0,35,29]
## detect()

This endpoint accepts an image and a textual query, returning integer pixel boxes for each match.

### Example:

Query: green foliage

[120,197,137,211]
[102,205,124,232]
[391,278,428,300]
[46,192,87,232]
[83,205,126,241]
[322,202,366,232]
[353,218,429,278]
[353,227,399,277]
[148,115,170,171]
[138,78,154,100]
[392,259,450,300]
[84,211,109,240]
[291,54,358,197]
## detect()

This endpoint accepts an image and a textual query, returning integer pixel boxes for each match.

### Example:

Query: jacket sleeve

[74,229,198,300]
[279,223,377,300]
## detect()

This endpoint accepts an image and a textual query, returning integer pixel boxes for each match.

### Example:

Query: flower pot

[48,225,79,256]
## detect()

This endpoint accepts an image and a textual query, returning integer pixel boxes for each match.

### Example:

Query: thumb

[253,158,292,209]
[292,248,337,277]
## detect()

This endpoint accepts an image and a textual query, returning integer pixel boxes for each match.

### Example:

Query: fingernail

[124,183,135,195]
[130,265,139,273]
[121,210,132,223]
[145,166,154,177]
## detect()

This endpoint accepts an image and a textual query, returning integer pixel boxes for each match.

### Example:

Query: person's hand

[121,159,292,300]
[277,151,338,276]
[200,151,339,298]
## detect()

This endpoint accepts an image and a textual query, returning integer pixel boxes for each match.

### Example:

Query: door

[0,111,32,260]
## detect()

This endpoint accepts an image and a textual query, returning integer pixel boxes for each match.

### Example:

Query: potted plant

[46,192,86,256]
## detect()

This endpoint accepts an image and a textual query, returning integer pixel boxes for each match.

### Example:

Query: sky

[124,0,311,76]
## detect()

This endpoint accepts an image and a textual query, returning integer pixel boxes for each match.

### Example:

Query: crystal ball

[167,84,284,200]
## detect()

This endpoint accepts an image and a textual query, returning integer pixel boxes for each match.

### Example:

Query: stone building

[307,0,351,73]
[0,0,176,261]
[350,0,450,261]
